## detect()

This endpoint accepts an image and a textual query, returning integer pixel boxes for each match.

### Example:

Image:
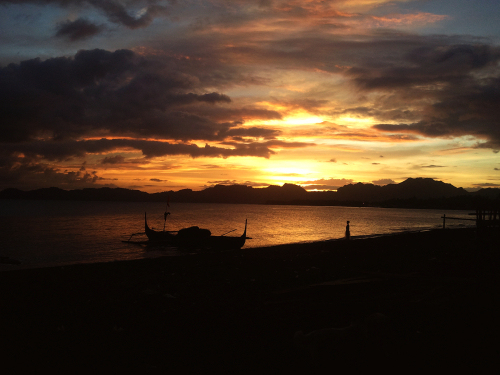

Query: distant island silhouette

[1,178,499,210]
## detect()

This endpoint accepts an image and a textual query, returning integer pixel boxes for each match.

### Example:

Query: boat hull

[144,213,247,249]
[144,213,176,243]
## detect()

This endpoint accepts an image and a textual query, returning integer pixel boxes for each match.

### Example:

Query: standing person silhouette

[345,221,350,240]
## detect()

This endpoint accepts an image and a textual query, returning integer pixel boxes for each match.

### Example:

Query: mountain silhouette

[336,178,468,201]
[1,178,498,209]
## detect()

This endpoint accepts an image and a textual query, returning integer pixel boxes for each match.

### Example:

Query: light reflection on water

[0,200,474,270]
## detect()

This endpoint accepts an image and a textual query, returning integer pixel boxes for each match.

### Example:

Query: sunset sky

[1,0,500,193]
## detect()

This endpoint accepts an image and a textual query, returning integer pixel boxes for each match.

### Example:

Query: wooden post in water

[443,214,446,229]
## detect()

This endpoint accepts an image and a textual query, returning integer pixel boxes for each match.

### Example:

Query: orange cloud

[370,12,450,27]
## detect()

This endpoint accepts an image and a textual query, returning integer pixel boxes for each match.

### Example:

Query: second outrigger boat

[144,213,248,249]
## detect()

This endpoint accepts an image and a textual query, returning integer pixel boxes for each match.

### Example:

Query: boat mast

[163,206,170,232]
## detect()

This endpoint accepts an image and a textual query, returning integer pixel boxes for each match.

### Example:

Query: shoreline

[0,225,476,272]
[1,227,498,372]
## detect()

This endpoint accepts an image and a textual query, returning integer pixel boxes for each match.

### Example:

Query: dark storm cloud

[0,0,170,29]
[186,106,282,123]
[133,140,276,159]
[0,138,277,162]
[196,92,231,104]
[89,0,169,29]
[55,18,103,41]
[348,44,500,90]
[374,78,500,148]
[0,48,241,143]
[346,43,500,149]
[0,157,111,190]
[222,127,281,139]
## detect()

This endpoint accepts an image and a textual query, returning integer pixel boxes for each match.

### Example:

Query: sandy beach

[1,227,498,373]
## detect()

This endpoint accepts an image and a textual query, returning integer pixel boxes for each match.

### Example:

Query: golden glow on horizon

[245,116,325,127]
[283,116,324,126]
[265,166,315,177]
[337,116,377,126]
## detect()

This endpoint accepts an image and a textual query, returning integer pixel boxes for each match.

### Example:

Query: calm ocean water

[0,200,474,271]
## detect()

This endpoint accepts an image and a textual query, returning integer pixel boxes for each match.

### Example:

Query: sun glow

[250,115,324,127]
[262,166,316,183]
[284,116,324,126]
[337,116,377,127]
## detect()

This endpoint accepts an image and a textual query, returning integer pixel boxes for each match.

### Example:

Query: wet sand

[1,228,498,373]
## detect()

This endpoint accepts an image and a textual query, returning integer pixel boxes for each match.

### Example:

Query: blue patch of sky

[0,4,62,63]
[0,3,113,64]
[402,0,500,38]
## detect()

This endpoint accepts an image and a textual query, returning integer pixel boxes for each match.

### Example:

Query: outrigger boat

[144,213,177,243]
[136,213,248,249]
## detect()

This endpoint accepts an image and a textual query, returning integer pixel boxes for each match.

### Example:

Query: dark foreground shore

[1,228,498,373]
